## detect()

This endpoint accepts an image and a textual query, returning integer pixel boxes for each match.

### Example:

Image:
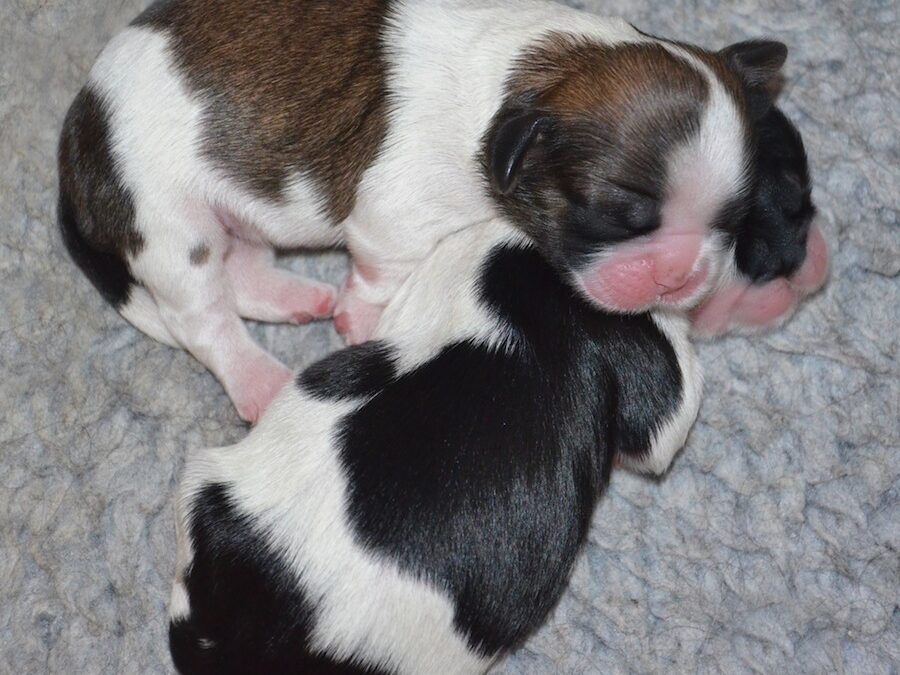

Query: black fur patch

[57,87,142,308]
[337,245,683,656]
[297,341,397,400]
[172,483,390,675]
[736,107,816,283]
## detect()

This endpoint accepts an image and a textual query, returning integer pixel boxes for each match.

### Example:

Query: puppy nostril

[653,270,691,292]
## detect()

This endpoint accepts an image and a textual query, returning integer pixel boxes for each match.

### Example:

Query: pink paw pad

[276,284,336,323]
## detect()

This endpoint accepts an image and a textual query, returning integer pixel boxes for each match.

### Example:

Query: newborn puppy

[692,107,829,335]
[58,0,787,421]
[168,218,702,674]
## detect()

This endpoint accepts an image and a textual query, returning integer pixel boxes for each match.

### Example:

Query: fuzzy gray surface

[2,0,898,673]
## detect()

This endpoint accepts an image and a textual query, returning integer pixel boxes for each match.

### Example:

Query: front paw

[333,293,384,345]
[692,224,829,337]
[690,278,798,337]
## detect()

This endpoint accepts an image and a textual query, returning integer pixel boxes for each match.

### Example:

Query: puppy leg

[223,239,337,324]
[334,263,387,345]
[131,208,290,423]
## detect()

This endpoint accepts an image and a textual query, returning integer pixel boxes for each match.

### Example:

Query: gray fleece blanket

[2,0,897,672]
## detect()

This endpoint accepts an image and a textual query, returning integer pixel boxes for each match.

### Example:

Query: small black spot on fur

[189,243,211,266]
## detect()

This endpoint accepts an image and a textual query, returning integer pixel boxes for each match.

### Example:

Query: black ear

[487,108,550,195]
[721,40,788,119]
[722,40,788,85]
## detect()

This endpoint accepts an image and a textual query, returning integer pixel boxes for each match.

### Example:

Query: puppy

[58,0,788,420]
[168,217,702,675]
[692,106,829,335]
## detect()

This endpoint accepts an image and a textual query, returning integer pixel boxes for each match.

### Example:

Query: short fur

[169,218,701,674]
[737,107,817,282]
[691,106,829,336]
[58,0,786,419]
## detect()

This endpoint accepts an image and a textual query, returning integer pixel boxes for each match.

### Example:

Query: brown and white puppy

[58,0,787,421]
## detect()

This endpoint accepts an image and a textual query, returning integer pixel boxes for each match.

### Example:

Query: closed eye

[605,179,658,200]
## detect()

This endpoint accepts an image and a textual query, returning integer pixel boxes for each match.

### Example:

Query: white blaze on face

[661,44,750,250]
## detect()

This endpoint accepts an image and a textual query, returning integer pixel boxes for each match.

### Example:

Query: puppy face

[485,36,788,313]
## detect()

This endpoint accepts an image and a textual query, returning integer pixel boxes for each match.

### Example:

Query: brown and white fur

[58,0,789,421]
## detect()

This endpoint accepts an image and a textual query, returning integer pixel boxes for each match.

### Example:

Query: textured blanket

[2,0,897,672]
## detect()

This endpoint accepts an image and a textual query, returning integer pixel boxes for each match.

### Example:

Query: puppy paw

[228,357,293,424]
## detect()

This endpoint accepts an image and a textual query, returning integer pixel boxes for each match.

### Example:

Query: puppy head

[484,35,788,312]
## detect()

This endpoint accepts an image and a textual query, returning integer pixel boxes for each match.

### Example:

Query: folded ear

[486,108,550,195]
[721,40,788,119]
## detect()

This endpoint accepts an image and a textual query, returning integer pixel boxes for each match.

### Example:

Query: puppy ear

[721,40,788,119]
[487,108,550,195]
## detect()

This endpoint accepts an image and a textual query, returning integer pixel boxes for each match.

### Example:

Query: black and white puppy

[691,106,829,335]
[168,216,702,675]
[58,0,789,421]
[167,105,830,672]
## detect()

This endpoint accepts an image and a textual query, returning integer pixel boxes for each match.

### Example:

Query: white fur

[622,310,704,475]
[373,220,526,371]
[660,44,750,243]
[83,2,749,417]
[173,217,701,670]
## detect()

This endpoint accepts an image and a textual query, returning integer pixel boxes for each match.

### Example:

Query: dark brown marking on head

[57,86,142,307]
[189,243,211,266]
[650,37,787,123]
[134,0,391,223]
[483,36,712,267]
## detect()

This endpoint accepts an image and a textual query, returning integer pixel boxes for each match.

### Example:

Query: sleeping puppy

[166,109,832,671]
[692,106,829,335]
[168,215,703,675]
[58,0,789,421]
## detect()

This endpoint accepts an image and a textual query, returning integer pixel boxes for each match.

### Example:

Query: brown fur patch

[510,36,707,113]
[484,37,713,256]
[508,36,710,192]
[134,0,390,224]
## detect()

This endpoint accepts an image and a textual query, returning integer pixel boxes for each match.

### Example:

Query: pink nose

[654,269,691,292]
[657,263,710,304]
